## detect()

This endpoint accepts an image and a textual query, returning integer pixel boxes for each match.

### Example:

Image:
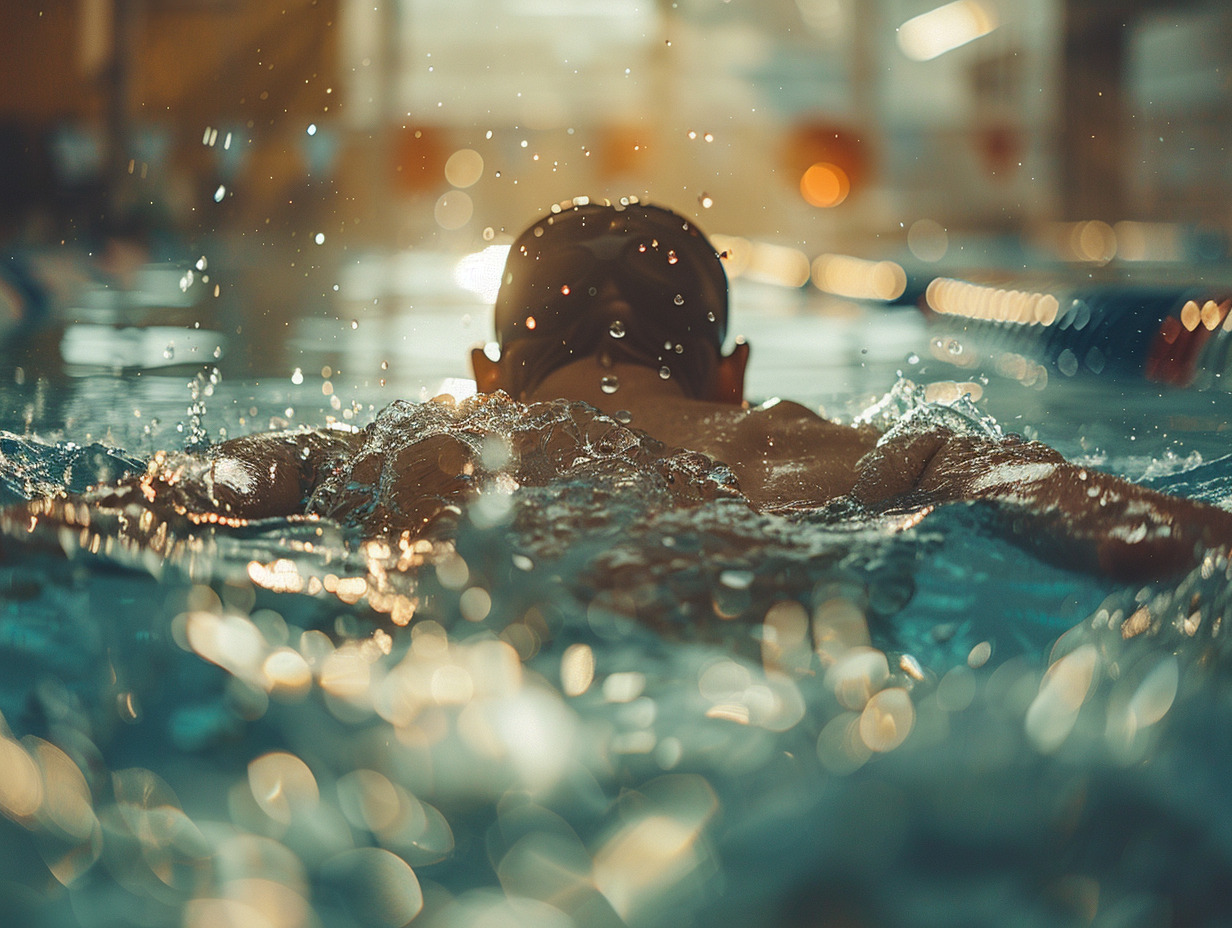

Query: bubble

[600,375,620,394]
[609,320,626,339]
[658,366,671,380]
[673,294,684,306]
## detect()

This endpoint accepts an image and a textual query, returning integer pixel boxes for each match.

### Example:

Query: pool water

[2,262,1232,928]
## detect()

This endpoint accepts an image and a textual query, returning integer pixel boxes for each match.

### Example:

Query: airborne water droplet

[907,352,920,365]
[609,320,626,338]
[658,366,671,380]
[673,294,684,306]
[163,342,175,360]
[614,409,633,424]
[707,311,716,322]
[600,375,620,394]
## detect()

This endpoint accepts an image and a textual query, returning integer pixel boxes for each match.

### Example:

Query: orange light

[800,162,850,208]
[525,316,536,330]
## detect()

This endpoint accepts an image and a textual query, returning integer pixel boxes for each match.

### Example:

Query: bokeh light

[800,161,851,208]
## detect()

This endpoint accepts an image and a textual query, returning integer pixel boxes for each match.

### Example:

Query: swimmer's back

[634,397,877,510]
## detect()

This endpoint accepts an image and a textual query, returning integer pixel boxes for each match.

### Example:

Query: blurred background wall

[0,0,1228,264]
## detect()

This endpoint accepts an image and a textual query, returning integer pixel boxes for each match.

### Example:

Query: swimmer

[16,198,1232,580]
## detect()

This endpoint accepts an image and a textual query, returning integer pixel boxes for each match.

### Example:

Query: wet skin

[8,256,1232,580]
[21,344,1225,586]
[523,358,880,511]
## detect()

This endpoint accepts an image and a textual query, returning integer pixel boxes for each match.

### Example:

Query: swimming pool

[2,255,1232,928]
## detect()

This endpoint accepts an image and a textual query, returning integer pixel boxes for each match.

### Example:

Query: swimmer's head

[473,198,748,403]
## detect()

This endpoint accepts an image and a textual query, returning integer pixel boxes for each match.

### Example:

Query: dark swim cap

[493,198,729,397]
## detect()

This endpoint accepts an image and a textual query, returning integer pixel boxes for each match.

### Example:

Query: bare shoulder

[740,399,878,451]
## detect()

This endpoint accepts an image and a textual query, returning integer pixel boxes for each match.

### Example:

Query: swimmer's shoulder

[741,398,878,447]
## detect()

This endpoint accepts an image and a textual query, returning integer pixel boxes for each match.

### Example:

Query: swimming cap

[493,199,729,397]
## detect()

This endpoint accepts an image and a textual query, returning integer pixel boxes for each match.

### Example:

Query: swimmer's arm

[84,428,362,522]
[853,429,1232,580]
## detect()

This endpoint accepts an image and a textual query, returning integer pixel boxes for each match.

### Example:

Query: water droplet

[674,343,684,354]
[351,320,359,330]
[658,366,671,380]
[906,352,920,365]
[163,342,175,360]
[699,193,713,208]
[380,359,389,371]
[482,227,495,241]
[609,320,626,339]
[673,293,684,306]
[315,232,325,245]
[667,251,679,265]
[707,311,716,322]
[600,375,620,394]
[291,368,304,385]
[212,345,222,359]
[213,185,226,202]
[560,285,570,295]
[195,256,208,271]
[614,409,633,424]
[637,243,647,253]
[307,123,317,136]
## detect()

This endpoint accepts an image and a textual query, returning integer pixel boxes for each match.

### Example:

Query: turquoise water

[1,268,1232,927]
